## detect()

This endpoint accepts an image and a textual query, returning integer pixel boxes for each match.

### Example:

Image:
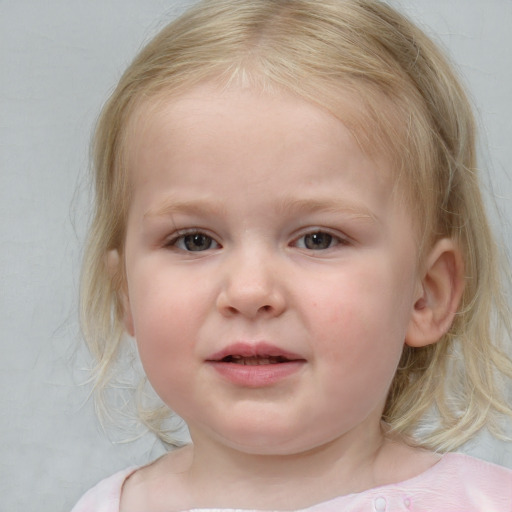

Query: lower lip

[207,361,305,387]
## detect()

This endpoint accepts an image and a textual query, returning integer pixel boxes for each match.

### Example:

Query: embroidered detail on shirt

[374,496,387,511]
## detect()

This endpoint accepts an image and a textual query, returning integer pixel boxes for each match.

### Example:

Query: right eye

[169,232,220,252]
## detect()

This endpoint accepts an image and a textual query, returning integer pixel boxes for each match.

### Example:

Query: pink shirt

[71,453,512,511]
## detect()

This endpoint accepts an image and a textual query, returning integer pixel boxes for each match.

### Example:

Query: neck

[183,422,390,509]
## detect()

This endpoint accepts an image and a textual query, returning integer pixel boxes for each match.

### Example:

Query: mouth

[206,342,305,386]
[207,342,305,365]
[219,355,296,366]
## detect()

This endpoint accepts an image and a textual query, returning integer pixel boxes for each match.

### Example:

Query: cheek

[127,276,194,375]
[125,262,219,399]
[128,261,206,336]
[312,264,413,376]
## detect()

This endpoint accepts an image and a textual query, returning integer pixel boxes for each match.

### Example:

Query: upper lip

[207,342,305,362]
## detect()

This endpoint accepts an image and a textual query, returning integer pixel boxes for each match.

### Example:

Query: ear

[405,238,464,348]
[106,249,135,337]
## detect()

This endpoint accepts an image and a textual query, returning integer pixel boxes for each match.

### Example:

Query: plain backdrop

[1,1,512,511]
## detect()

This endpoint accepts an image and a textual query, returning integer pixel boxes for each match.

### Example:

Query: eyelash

[292,231,346,251]
[166,231,221,252]
[165,229,349,253]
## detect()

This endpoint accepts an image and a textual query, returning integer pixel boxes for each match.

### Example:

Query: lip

[206,342,306,388]
[208,342,304,362]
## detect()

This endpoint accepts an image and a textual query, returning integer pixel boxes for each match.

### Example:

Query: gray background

[1,1,511,511]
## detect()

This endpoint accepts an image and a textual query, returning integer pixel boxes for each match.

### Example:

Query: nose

[216,248,286,319]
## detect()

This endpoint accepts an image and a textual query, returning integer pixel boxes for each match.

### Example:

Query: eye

[170,232,220,252]
[294,231,342,250]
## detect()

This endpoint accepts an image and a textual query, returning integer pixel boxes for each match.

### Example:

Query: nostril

[216,285,286,319]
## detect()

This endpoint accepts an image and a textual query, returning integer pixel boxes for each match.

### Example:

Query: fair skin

[114,84,463,510]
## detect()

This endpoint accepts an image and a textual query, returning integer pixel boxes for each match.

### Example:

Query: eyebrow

[276,197,379,223]
[144,199,228,219]
[144,197,378,224]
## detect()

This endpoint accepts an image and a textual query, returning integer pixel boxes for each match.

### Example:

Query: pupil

[305,232,332,250]
[185,234,211,251]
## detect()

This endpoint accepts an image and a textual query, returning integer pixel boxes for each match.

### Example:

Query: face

[121,85,422,455]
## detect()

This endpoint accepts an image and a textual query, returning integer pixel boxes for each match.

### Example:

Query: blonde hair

[81,0,512,450]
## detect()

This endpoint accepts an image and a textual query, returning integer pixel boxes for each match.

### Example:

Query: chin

[208,420,340,457]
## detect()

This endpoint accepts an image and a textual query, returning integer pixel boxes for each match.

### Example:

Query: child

[73,0,512,510]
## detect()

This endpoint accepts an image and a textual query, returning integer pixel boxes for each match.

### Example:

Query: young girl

[73,0,512,510]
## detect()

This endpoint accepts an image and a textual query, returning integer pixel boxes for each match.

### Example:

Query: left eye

[171,233,220,252]
[294,231,340,250]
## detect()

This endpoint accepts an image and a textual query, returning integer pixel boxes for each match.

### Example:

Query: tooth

[227,356,289,365]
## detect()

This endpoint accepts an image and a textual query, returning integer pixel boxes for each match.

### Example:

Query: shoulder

[70,447,192,512]
[427,452,512,485]
[70,467,138,512]
[318,453,512,512]
[119,446,193,512]
[402,453,512,510]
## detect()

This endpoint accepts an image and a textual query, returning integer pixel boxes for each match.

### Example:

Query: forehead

[126,84,395,188]
[125,82,400,183]
[122,84,412,233]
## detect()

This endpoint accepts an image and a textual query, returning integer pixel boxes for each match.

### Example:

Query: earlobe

[405,239,464,348]
[106,249,135,337]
